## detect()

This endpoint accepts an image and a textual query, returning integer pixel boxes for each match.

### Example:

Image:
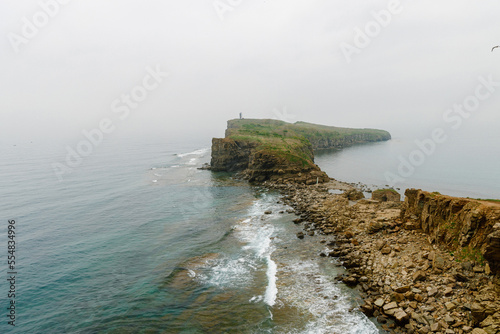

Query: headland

[206,119,500,333]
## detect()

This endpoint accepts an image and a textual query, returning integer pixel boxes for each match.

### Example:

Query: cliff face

[211,136,328,184]
[291,122,391,150]
[306,133,391,150]
[401,189,500,275]
[210,138,257,172]
[210,119,391,184]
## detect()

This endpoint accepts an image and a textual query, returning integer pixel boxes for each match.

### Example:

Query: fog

[1,0,499,146]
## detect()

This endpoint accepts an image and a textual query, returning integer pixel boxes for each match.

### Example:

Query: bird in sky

[492,45,499,52]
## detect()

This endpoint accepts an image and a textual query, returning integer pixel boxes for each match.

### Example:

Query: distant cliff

[210,119,391,184]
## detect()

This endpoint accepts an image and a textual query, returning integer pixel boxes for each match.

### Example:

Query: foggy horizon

[1,0,500,146]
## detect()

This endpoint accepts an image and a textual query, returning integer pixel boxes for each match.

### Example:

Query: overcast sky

[1,0,499,145]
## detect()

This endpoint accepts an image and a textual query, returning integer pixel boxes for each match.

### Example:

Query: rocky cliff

[210,119,391,184]
[401,189,500,275]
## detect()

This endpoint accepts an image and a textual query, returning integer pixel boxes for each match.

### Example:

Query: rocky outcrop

[210,137,329,184]
[210,119,391,184]
[209,138,257,172]
[372,189,401,202]
[401,189,500,275]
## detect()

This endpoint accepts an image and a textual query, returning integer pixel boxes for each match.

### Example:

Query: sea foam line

[176,148,209,158]
[264,254,277,307]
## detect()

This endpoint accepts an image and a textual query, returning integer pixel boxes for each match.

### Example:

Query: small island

[209,119,391,184]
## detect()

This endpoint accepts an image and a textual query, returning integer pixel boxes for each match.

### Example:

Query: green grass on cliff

[224,119,391,169]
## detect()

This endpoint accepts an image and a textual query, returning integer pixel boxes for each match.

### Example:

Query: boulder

[372,189,401,202]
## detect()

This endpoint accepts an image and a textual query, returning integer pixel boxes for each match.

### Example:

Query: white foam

[264,254,277,306]
[277,261,379,334]
[198,257,256,288]
[176,148,210,158]
[186,158,197,166]
[236,197,280,308]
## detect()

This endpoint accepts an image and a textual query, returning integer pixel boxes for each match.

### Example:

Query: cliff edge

[210,119,391,184]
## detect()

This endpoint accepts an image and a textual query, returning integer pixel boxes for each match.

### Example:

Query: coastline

[263,178,500,334]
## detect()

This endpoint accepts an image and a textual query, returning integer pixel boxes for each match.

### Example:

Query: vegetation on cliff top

[223,119,391,168]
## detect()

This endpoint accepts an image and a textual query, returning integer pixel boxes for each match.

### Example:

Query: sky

[1,0,500,146]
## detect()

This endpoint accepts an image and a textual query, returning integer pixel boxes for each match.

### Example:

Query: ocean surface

[1,130,498,333]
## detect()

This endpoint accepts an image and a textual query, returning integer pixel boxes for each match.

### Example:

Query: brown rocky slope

[265,181,500,334]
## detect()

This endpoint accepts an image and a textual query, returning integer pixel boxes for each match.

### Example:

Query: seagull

[492,45,499,52]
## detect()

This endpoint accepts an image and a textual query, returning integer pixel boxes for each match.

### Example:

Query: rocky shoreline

[264,179,500,334]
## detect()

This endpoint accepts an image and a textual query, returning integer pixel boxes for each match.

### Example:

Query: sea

[1,129,498,333]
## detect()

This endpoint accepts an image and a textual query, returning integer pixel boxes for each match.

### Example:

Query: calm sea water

[1,138,378,334]
[315,128,500,200]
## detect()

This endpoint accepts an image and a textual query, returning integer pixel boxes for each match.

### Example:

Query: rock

[413,270,426,282]
[395,285,411,293]
[343,276,358,286]
[345,189,365,201]
[405,291,415,300]
[381,246,392,255]
[427,286,438,297]
[264,210,272,214]
[430,322,441,332]
[374,298,385,308]
[296,232,305,239]
[471,329,488,334]
[377,315,388,324]
[432,254,445,270]
[393,292,405,303]
[443,287,453,296]
[394,309,409,324]
[485,263,491,275]
[462,261,474,272]
[445,302,456,311]
[443,314,455,324]
[383,301,398,311]
[404,221,420,230]
[414,294,424,302]
[360,302,374,316]
[473,266,484,273]
[368,221,384,234]
[372,189,401,202]
[454,272,469,282]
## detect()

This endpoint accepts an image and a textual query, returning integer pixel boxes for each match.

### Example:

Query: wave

[176,148,210,158]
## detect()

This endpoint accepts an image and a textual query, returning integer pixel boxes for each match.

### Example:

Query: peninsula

[209,119,391,183]
[206,119,500,333]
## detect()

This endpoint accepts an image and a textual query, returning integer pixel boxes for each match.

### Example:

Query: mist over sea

[316,124,500,199]
[0,124,498,333]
